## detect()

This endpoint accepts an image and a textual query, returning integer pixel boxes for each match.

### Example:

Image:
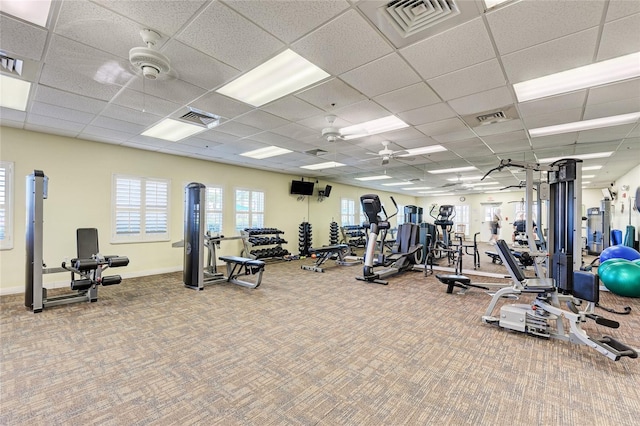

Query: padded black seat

[436,274,471,294]
[218,255,265,269]
[495,240,555,292]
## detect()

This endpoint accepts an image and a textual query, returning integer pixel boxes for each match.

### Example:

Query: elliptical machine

[429,204,455,259]
[356,194,422,285]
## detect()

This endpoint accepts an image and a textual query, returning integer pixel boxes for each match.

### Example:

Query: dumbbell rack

[340,225,367,252]
[329,221,339,245]
[241,228,289,260]
[298,222,312,256]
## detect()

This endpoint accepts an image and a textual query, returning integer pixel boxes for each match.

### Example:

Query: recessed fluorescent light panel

[420,192,455,196]
[340,116,409,140]
[403,186,432,190]
[240,146,292,159]
[216,49,329,107]
[400,145,447,156]
[529,112,640,138]
[514,52,640,102]
[0,74,31,111]
[428,166,477,174]
[582,175,595,179]
[463,181,499,187]
[582,165,602,171]
[447,175,483,181]
[300,161,345,170]
[537,152,613,163]
[484,0,510,8]
[382,182,412,186]
[142,118,205,142]
[355,175,392,181]
[1,0,52,27]
[485,190,511,194]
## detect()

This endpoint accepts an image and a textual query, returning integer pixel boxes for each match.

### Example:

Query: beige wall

[0,127,416,293]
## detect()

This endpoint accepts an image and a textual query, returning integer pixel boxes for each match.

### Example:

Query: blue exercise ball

[600,245,640,264]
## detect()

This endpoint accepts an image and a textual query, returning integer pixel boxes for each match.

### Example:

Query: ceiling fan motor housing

[129,29,171,80]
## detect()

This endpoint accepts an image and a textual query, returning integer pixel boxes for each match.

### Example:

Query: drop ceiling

[1,0,639,195]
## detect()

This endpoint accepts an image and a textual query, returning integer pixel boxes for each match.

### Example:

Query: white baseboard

[0,266,182,296]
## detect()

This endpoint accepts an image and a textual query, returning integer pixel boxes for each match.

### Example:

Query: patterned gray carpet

[2,254,639,425]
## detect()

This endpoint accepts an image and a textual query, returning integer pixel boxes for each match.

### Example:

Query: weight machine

[356,194,422,285]
[183,183,265,290]
[25,170,129,313]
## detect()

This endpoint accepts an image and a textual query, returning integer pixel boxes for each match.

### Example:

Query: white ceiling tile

[25,113,86,133]
[34,86,107,114]
[99,104,162,127]
[195,130,241,144]
[522,107,583,129]
[0,107,26,122]
[45,35,135,87]
[586,78,640,106]
[376,127,426,142]
[486,0,604,55]
[112,88,181,117]
[332,100,390,124]
[162,40,240,90]
[399,17,495,80]
[92,0,207,36]
[262,97,325,121]
[0,15,48,61]
[397,103,456,126]
[432,128,477,143]
[447,140,494,157]
[233,110,290,131]
[271,123,317,140]
[80,125,138,142]
[584,97,640,120]
[340,53,421,98]
[177,2,283,71]
[518,91,587,119]
[447,86,514,116]
[597,13,640,61]
[126,76,206,107]
[577,124,636,143]
[501,27,599,84]
[215,121,261,138]
[481,130,528,145]
[295,78,367,111]
[427,59,505,101]
[374,83,441,114]
[416,118,468,137]
[225,0,349,43]
[91,115,146,134]
[190,93,253,120]
[181,137,222,150]
[292,9,393,75]
[487,139,532,155]
[39,64,121,101]
[531,133,579,149]
[54,0,143,59]
[605,0,640,22]
[473,119,525,137]
[30,102,95,124]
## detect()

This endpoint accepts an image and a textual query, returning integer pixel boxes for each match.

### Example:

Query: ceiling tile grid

[0,0,638,196]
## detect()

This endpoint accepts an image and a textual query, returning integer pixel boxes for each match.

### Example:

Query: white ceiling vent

[1,53,23,76]
[305,148,329,156]
[179,107,220,129]
[462,105,520,127]
[382,0,461,38]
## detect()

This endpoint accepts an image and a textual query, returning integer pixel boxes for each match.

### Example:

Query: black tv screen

[323,185,332,197]
[290,180,314,195]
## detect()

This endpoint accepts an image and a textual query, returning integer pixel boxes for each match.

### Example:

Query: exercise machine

[25,171,129,312]
[183,182,265,290]
[356,194,422,285]
[482,240,637,361]
[301,244,361,273]
[429,204,455,258]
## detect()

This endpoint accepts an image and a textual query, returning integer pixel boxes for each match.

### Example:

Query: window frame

[453,204,470,236]
[205,185,224,234]
[235,188,265,232]
[111,174,170,244]
[0,161,14,250]
[341,198,356,226]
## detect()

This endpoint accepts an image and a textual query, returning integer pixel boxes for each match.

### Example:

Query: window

[341,198,356,226]
[235,189,264,231]
[396,204,405,225]
[0,161,13,250]
[205,186,223,234]
[112,175,170,243]
[454,204,470,236]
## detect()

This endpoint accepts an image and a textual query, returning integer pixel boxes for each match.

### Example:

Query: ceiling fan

[365,141,415,165]
[439,173,464,188]
[129,29,173,80]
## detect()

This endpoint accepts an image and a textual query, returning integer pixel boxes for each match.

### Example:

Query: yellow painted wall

[0,127,416,292]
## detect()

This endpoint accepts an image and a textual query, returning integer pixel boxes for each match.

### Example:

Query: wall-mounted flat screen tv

[290,180,314,196]
[320,185,332,197]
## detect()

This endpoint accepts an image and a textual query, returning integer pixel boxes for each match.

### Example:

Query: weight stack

[298,222,312,256]
[329,221,339,245]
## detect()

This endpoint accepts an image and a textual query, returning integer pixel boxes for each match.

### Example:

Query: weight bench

[218,256,265,288]
[302,244,361,273]
[486,249,534,268]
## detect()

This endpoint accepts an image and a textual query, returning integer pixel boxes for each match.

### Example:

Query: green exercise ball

[598,259,640,298]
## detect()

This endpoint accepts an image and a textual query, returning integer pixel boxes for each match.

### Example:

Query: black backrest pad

[496,239,526,282]
[572,270,599,303]
[77,228,99,258]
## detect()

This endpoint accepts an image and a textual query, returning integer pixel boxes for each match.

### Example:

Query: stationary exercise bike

[356,194,422,285]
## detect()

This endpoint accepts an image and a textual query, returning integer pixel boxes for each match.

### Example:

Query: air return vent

[305,148,329,156]
[476,111,506,123]
[382,0,460,38]
[179,107,220,129]
[1,53,23,76]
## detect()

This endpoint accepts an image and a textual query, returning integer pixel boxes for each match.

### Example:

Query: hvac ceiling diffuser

[382,0,461,38]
